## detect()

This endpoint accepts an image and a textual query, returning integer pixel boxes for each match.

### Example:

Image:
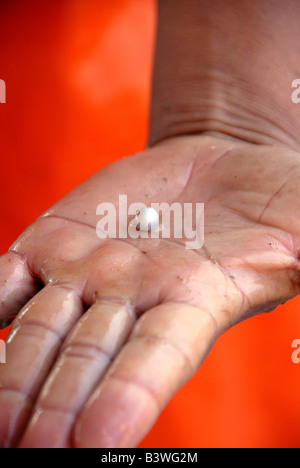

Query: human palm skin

[1,135,300,448]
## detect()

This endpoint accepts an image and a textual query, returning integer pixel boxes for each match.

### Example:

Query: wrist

[149,0,300,150]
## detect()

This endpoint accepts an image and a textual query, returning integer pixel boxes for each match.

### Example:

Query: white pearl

[131,207,159,232]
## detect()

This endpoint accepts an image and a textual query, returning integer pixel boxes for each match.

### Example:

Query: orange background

[1,0,300,448]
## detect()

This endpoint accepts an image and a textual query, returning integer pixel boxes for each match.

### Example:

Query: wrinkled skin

[1,135,300,448]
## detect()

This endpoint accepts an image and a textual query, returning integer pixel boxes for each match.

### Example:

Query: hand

[1,135,300,447]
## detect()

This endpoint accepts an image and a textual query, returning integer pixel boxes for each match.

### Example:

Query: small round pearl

[131,207,159,232]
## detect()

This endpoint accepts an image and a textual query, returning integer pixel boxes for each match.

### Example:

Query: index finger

[74,302,218,448]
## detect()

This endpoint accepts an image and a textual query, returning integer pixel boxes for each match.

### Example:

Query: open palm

[0,135,300,448]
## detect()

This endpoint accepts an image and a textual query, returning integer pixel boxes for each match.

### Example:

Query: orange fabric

[1,0,300,448]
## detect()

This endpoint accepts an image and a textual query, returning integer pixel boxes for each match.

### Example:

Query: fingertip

[73,380,158,448]
[18,409,74,448]
[0,388,32,448]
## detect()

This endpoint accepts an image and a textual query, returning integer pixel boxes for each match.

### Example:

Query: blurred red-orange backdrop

[1,0,300,448]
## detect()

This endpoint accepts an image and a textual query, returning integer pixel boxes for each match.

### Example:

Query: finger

[0,283,83,448]
[0,252,39,328]
[18,298,136,448]
[74,302,218,448]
